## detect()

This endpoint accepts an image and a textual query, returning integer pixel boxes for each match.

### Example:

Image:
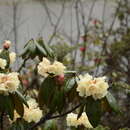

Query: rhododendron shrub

[0,38,121,130]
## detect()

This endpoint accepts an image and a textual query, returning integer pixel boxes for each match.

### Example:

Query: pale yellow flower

[24,107,42,123]
[66,112,93,128]
[0,49,2,53]
[0,58,7,69]
[4,40,11,45]
[66,113,79,128]
[0,72,20,95]
[77,73,109,100]
[37,57,51,77]
[9,52,16,64]
[14,98,42,123]
[38,57,66,77]
[78,112,93,128]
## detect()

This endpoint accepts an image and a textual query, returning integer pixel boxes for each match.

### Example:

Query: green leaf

[38,76,56,109]
[37,38,54,58]
[5,95,14,120]
[106,92,121,113]
[28,40,36,55]
[64,78,76,93]
[20,39,32,58]
[15,90,29,108]
[10,118,30,130]
[0,95,6,111]
[0,95,14,120]
[77,104,85,119]
[57,91,65,113]
[85,97,101,127]
[50,90,65,113]
[35,42,47,56]
[20,43,30,58]
[12,93,24,117]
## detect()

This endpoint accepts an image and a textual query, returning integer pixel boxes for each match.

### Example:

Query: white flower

[78,112,93,128]
[76,73,109,100]
[0,49,2,53]
[0,58,7,69]
[38,57,66,77]
[0,72,20,95]
[24,107,42,123]
[4,40,11,45]
[66,113,79,128]
[66,112,93,128]
[48,61,66,75]
[9,52,16,64]
[38,57,51,77]
[14,98,42,123]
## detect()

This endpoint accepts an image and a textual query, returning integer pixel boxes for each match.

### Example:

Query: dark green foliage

[106,92,121,114]
[85,97,101,127]
[20,38,54,60]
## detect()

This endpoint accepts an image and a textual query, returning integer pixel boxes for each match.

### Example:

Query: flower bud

[55,74,65,85]
[3,40,11,49]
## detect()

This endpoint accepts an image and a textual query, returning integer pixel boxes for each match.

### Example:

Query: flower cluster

[76,73,109,100]
[66,112,93,128]
[15,98,42,123]
[0,72,20,95]
[38,57,66,77]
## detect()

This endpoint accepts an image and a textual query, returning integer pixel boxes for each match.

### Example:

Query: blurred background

[0,0,115,51]
[1,0,130,129]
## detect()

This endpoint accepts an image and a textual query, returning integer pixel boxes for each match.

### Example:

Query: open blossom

[0,58,7,69]
[76,73,109,100]
[0,72,20,95]
[9,52,16,64]
[66,112,93,128]
[38,57,66,77]
[14,98,42,123]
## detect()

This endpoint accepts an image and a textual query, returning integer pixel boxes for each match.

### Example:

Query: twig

[72,0,81,69]
[79,0,97,66]
[94,0,122,76]
[29,102,83,129]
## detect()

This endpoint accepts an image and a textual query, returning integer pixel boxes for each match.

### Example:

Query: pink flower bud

[3,40,11,49]
[55,74,65,85]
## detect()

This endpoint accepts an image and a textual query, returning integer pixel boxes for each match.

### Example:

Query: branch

[79,0,97,66]
[49,102,82,120]
[94,0,122,76]
[72,0,81,69]
[29,102,83,129]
